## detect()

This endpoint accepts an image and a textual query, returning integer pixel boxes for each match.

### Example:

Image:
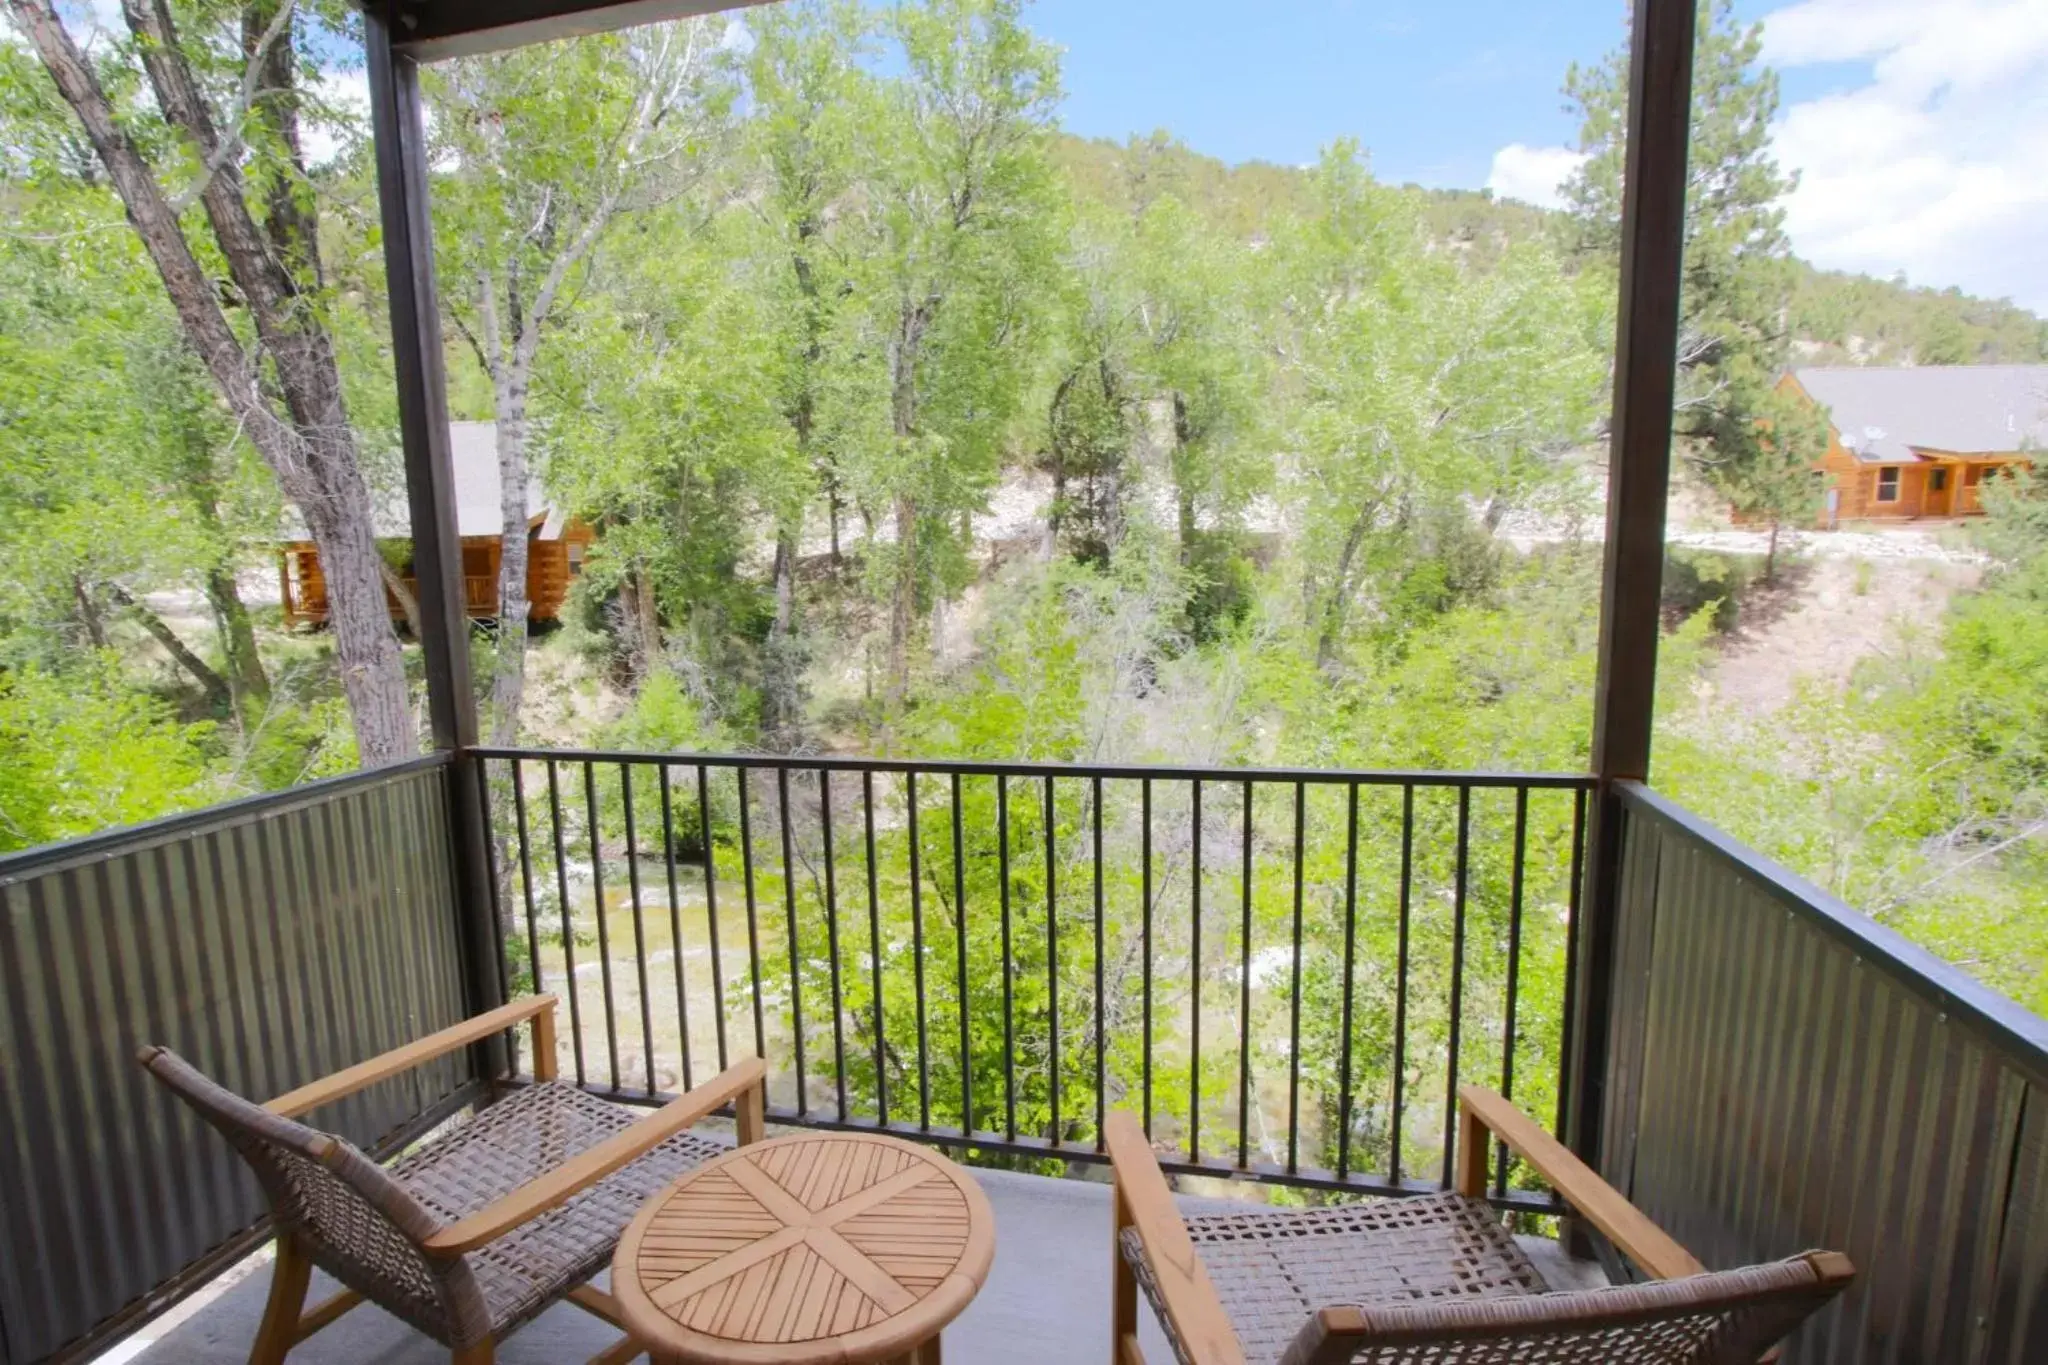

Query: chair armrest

[1106,1112,1245,1365]
[1456,1084,1704,1280]
[267,996,559,1120]
[420,1057,768,1258]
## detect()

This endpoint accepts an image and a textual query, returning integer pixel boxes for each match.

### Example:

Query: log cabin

[1783,365,2043,525]
[278,422,594,628]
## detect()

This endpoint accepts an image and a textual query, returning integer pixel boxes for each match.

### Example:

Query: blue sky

[1014,0,2048,310]
[1023,2,1807,187]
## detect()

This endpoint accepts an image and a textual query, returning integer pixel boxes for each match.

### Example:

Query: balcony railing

[474,747,1592,1211]
[4,751,2047,1363]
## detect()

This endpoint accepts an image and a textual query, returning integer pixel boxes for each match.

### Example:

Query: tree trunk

[763,529,801,747]
[1315,510,1375,670]
[12,0,412,765]
[886,303,928,708]
[377,560,423,641]
[71,574,108,649]
[634,560,662,680]
[203,564,270,712]
[107,584,232,710]
[166,380,270,712]
[887,493,917,706]
[489,389,533,747]
[1172,391,1197,564]
[1764,520,1780,586]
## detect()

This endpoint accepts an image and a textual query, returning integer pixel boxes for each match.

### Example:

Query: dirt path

[1706,531,1984,712]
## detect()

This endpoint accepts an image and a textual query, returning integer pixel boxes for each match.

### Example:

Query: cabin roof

[437,421,567,540]
[1792,364,2048,465]
[285,422,566,542]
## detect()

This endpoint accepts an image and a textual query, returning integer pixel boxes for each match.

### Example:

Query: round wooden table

[613,1131,995,1365]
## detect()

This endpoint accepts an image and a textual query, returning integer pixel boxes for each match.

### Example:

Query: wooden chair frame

[240,994,767,1365]
[1108,1083,1851,1365]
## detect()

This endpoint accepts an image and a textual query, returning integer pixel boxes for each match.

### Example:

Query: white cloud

[1762,0,2048,310]
[301,68,370,168]
[1484,143,1587,210]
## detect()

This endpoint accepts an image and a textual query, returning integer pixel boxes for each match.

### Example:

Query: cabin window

[1876,468,1901,503]
[568,544,585,577]
[1929,467,1948,492]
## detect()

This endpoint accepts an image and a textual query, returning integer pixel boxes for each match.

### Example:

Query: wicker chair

[1108,1084,1854,1365]
[140,994,766,1365]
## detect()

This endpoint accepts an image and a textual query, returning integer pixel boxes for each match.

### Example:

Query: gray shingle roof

[282,422,562,541]
[1792,365,2048,465]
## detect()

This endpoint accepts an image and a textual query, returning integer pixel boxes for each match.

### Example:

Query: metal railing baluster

[777,766,805,1116]
[1288,780,1306,1175]
[907,771,930,1130]
[1045,773,1059,1148]
[1391,782,1413,1186]
[1442,786,1471,1188]
[510,761,541,997]
[1092,775,1105,1151]
[1238,778,1253,1171]
[1336,781,1359,1180]
[820,769,846,1122]
[736,767,766,1059]
[863,769,885,1126]
[621,762,654,1094]
[546,759,585,1085]
[1498,786,1529,1199]
[698,764,728,1072]
[583,761,619,1090]
[998,776,1016,1142]
[658,763,691,1091]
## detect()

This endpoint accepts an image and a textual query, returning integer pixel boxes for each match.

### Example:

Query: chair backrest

[137,1047,491,1346]
[1278,1252,1854,1365]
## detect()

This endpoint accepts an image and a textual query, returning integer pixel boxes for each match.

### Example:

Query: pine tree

[1563,0,1820,531]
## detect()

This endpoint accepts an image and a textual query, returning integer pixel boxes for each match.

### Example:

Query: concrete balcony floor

[125,1165,1602,1365]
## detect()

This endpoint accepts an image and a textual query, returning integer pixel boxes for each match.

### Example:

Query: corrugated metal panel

[0,758,476,1364]
[1990,1084,2048,1362]
[1609,783,2048,1365]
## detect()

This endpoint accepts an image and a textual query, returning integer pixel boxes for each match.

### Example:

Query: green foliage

[1276,143,1610,666]
[1565,0,1810,513]
[1790,269,2048,366]
[7,0,2047,1165]
[0,662,221,852]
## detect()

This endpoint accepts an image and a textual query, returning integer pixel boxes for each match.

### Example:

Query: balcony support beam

[367,14,506,1053]
[1570,0,1699,1186]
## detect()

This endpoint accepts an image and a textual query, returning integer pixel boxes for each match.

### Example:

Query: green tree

[5,0,414,762]
[431,17,736,743]
[847,0,1063,709]
[543,206,799,727]
[1563,0,1811,520]
[743,0,878,743]
[1278,144,1608,668]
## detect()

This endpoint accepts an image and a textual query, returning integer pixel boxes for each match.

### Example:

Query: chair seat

[394,1081,729,1340]
[1121,1191,1547,1365]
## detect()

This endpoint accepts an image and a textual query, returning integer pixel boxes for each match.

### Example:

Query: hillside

[1053,132,2048,366]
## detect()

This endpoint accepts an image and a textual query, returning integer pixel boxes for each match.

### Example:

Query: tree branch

[162,0,297,215]
[106,583,232,708]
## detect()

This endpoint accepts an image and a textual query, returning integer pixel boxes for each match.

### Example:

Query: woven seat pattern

[1121,1192,1546,1365]
[394,1082,727,1341]
[142,1051,726,1351]
[1122,1191,1845,1365]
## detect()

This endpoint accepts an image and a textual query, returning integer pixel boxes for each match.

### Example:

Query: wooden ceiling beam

[372,0,782,63]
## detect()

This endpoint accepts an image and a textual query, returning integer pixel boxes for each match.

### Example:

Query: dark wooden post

[366,11,506,1050]
[1567,0,1699,1178]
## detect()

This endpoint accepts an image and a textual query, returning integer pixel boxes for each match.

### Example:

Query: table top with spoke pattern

[613,1131,996,1364]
